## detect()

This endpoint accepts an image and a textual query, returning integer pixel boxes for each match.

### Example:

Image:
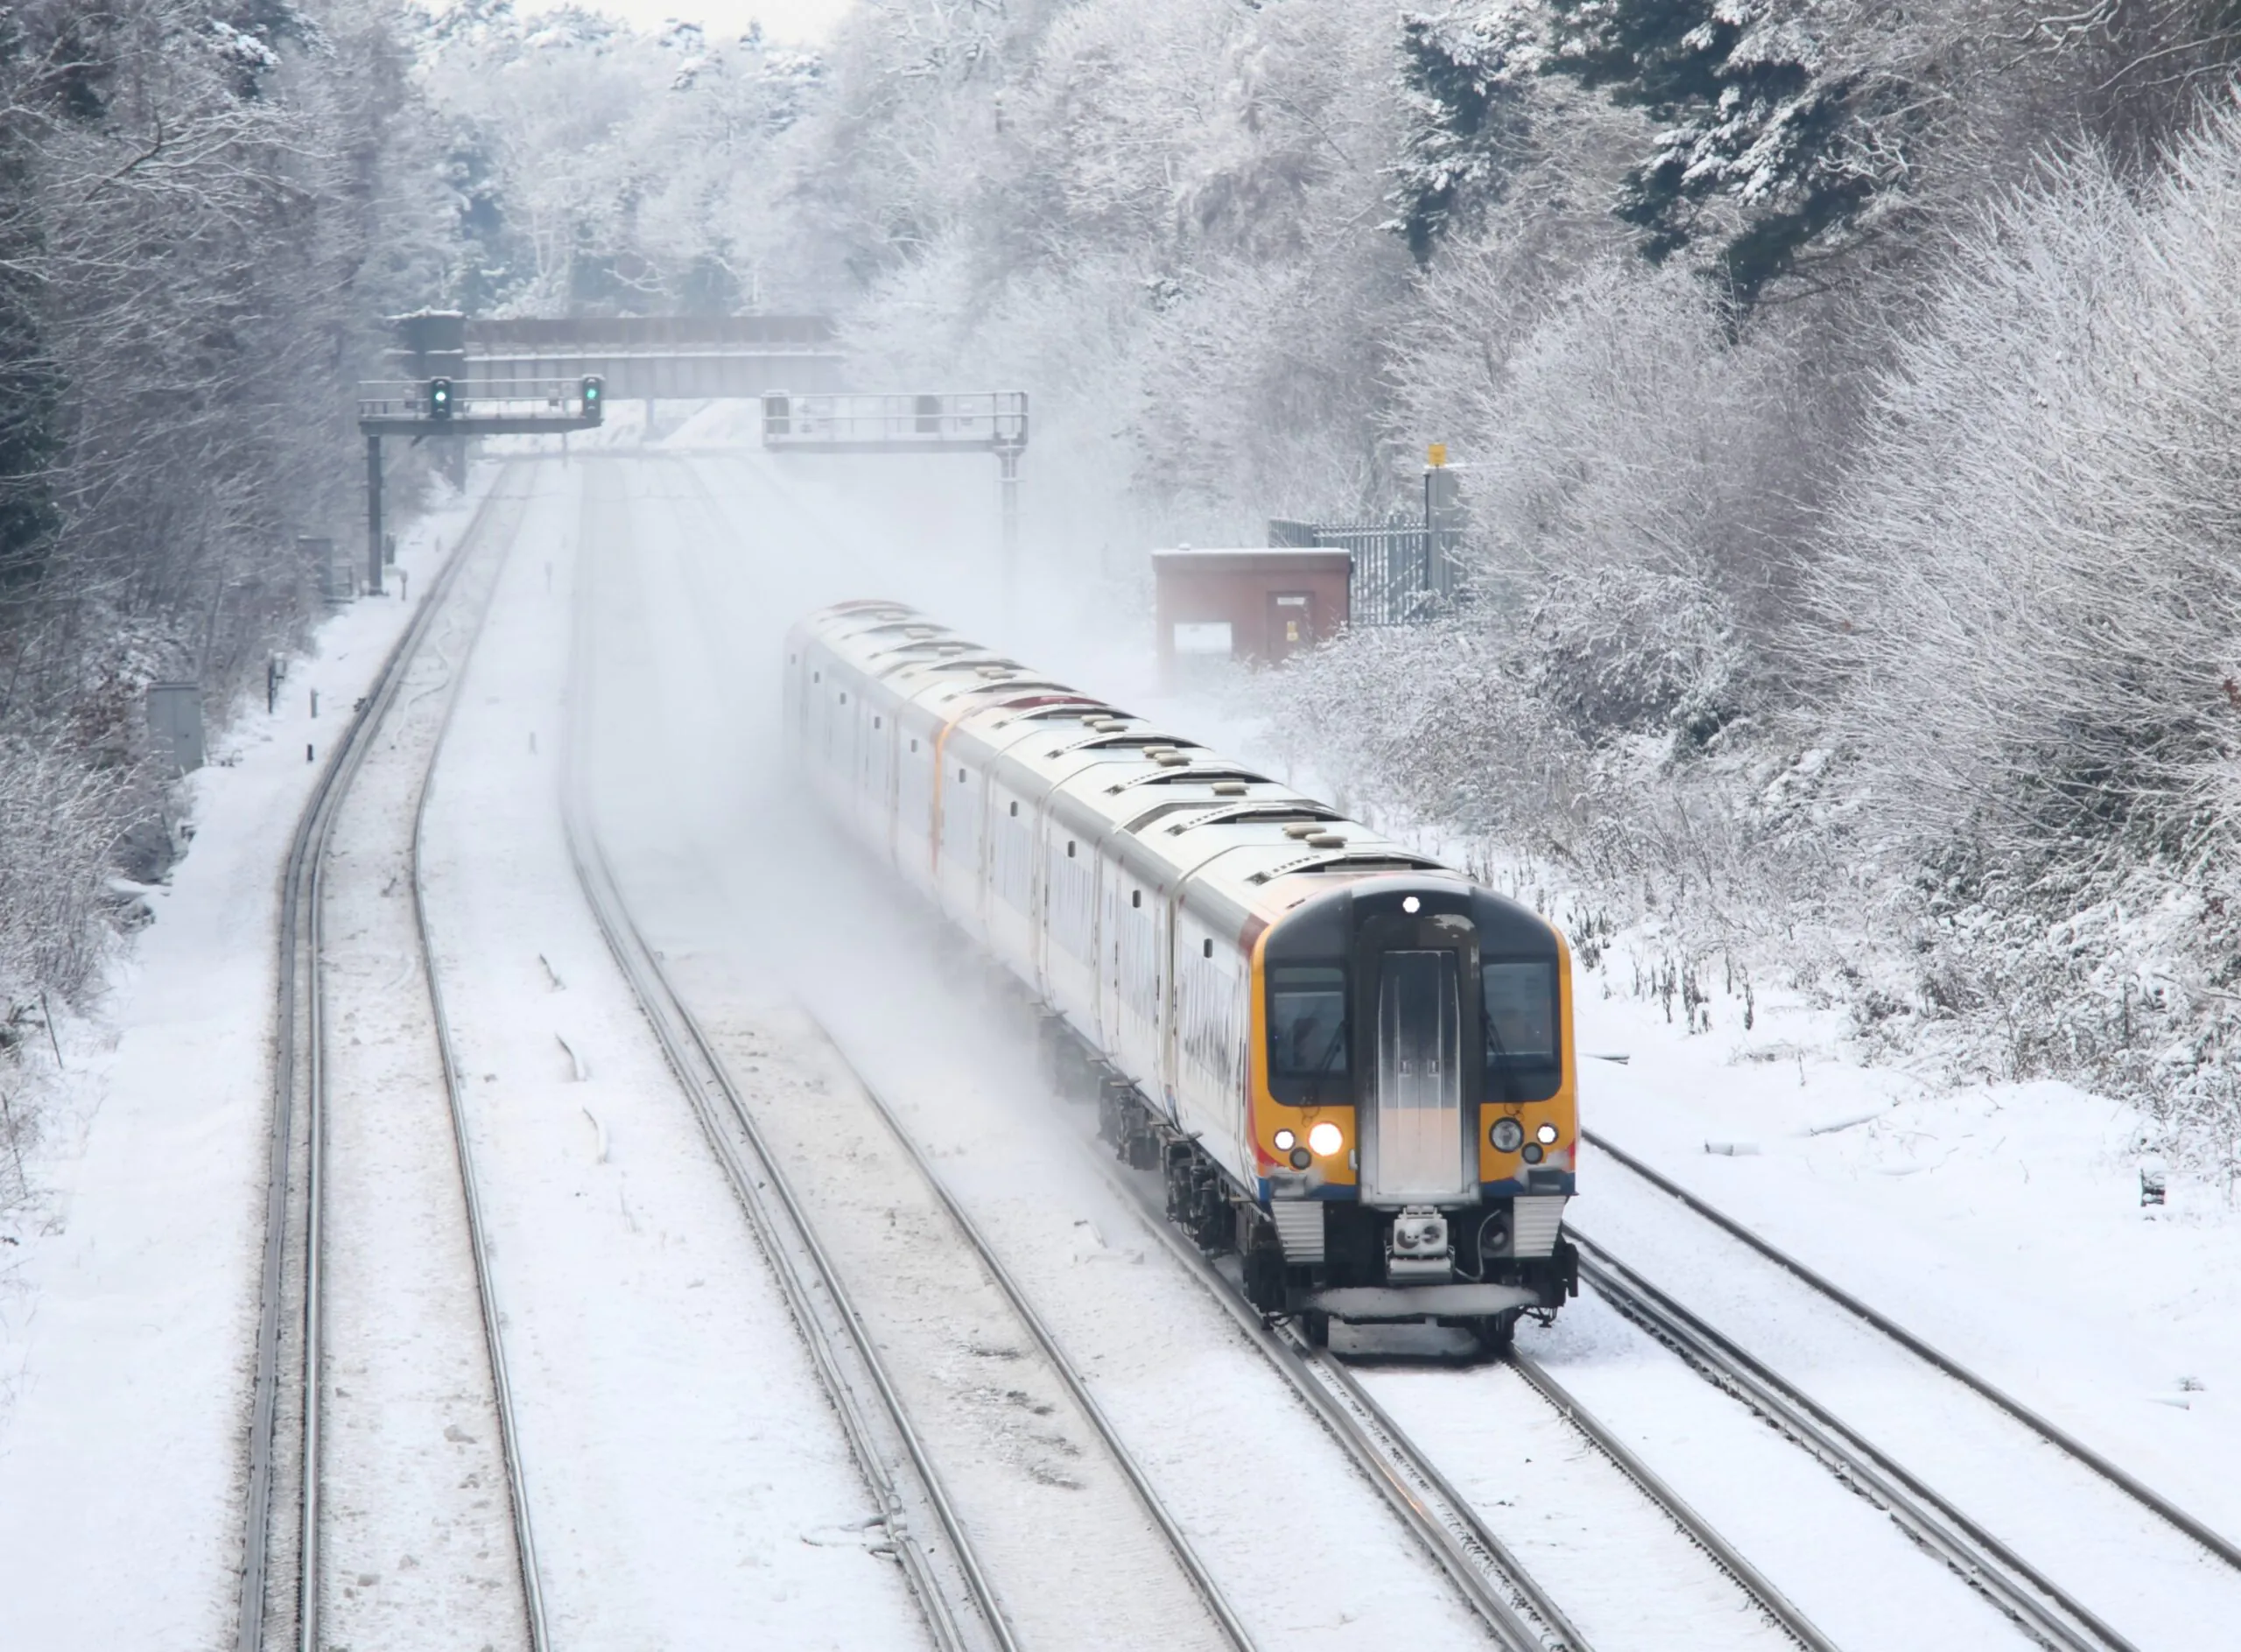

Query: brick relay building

[1151,545,1351,687]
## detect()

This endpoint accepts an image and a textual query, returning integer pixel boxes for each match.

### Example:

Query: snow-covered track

[1584,1128,2241,1576]
[562,464,1004,1649]
[1497,1347,1837,1652]
[558,798,1015,1652]
[1571,1234,2134,1652]
[1084,1141,1586,1652]
[239,465,545,1652]
[807,1016,1259,1651]
[407,517,551,1652]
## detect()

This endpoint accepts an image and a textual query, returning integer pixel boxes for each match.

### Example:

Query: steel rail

[238,467,521,1652]
[1583,1127,2241,1575]
[1084,1144,1582,1652]
[808,1022,1260,1652]
[408,504,551,1652]
[559,483,1012,1652]
[1572,1233,2135,1652]
[1501,1348,1837,1652]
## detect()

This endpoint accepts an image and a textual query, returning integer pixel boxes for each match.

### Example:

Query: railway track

[1082,1125,1860,1652]
[1575,1128,2241,1651]
[237,465,544,1652]
[1584,1128,2241,1573]
[1570,1231,2130,1652]
[1093,1155,1590,1652]
[565,465,1247,1652]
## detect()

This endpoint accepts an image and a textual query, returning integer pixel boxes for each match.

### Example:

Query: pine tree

[1542,0,1910,303]
[1390,10,1541,263]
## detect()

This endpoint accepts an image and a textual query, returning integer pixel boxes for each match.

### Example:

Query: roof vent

[1282,823,1322,839]
[1154,751,1191,767]
[1306,833,1346,848]
[1212,782,1247,796]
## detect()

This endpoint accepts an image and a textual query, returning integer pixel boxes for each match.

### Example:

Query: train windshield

[1269,965,1349,1078]
[1483,960,1560,1100]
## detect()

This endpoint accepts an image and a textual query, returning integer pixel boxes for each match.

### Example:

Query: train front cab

[1250,877,1578,1345]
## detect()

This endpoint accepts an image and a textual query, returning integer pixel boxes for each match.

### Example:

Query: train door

[1363,949,1471,1204]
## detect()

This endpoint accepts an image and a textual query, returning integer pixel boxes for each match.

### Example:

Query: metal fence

[1268,516,1462,626]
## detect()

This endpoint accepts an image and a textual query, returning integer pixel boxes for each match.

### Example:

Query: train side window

[839,692,847,704]
[1067,840,1076,857]
[812,671,820,683]
[873,715,882,729]
[959,766,967,782]
[910,739,919,752]
[1131,889,1142,909]
[1269,966,1348,1078]
[1202,938,1212,958]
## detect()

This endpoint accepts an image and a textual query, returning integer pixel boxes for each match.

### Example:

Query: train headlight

[1308,1121,1343,1157]
[1274,1128,1296,1152]
[1289,1148,1312,1170]
[1490,1117,1525,1153]
[1535,1122,1559,1145]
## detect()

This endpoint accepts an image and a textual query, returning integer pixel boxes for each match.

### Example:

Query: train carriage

[786,600,1578,1346]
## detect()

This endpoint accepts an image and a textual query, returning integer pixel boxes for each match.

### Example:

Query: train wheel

[1470,1311,1519,1354]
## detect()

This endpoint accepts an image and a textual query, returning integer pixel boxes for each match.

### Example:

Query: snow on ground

[1561,964,2241,1546]
[419,453,924,1648]
[0,477,484,1649]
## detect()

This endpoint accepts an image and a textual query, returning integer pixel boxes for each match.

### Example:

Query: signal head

[580,375,604,421]
[427,376,453,420]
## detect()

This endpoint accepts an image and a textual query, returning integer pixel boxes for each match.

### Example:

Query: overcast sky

[523,0,857,44]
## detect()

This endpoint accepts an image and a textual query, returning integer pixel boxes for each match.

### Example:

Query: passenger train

[785,601,1578,1346]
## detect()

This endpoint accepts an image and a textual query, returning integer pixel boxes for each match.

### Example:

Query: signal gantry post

[759,391,1030,615]
[354,376,603,596]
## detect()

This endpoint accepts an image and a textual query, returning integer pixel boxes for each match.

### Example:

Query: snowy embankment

[0,483,480,1648]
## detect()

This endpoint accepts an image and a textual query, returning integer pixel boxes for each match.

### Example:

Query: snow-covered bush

[0,740,132,1003]
[1793,100,2241,1147]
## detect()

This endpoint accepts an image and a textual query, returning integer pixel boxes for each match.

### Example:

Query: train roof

[795,601,1494,934]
